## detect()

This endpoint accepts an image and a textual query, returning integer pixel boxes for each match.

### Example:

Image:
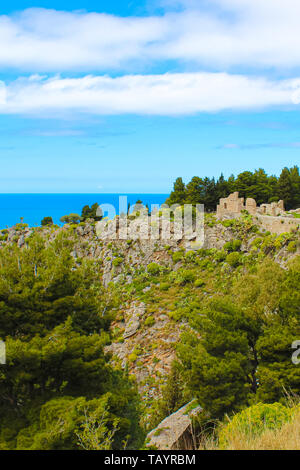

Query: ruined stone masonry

[217,191,285,217]
[217,192,300,234]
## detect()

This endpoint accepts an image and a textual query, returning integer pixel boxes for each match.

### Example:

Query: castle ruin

[217,192,285,218]
[216,192,300,234]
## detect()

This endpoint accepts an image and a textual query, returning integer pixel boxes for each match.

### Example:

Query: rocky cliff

[0,212,299,406]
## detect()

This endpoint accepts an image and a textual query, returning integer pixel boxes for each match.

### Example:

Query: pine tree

[166,177,186,205]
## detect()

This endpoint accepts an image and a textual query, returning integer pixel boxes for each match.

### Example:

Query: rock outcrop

[123,302,145,339]
[146,401,202,450]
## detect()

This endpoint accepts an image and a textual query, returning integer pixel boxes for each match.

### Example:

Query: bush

[251,237,263,248]
[185,251,196,262]
[221,219,236,228]
[15,223,29,231]
[147,263,161,275]
[144,316,155,327]
[224,239,242,253]
[0,233,8,241]
[128,353,138,363]
[41,216,53,226]
[175,269,196,286]
[112,257,123,267]
[172,251,184,263]
[214,250,227,262]
[226,252,241,267]
[159,282,170,291]
[60,213,81,224]
[194,278,205,288]
[287,241,297,253]
[219,403,293,449]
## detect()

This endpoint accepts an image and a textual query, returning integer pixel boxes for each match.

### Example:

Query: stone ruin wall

[217,192,300,234]
[256,214,300,235]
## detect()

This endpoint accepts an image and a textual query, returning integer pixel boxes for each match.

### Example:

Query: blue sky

[1,1,300,193]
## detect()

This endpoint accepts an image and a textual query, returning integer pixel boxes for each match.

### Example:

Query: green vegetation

[176,258,300,419]
[226,251,242,267]
[166,166,300,211]
[144,316,155,327]
[147,262,161,275]
[81,203,102,221]
[218,402,293,449]
[60,213,82,224]
[0,204,299,450]
[41,216,53,226]
[112,257,124,267]
[0,233,143,450]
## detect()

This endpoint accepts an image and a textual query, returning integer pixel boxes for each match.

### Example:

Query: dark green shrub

[147,263,161,275]
[194,278,205,288]
[159,282,170,291]
[112,257,123,267]
[145,316,155,327]
[172,251,184,263]
[226,252,241,267]
[287,241,297,253]
[224,239,242,253]
[41,216,53,226]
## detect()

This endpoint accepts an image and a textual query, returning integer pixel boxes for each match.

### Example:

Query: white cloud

[1,72,300,116]
[0,8,166,71]
[2,3,300,71]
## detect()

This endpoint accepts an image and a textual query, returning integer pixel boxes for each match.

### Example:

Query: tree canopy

[166,166,300,211]
[0,233,143,450]
[177,259,300,419]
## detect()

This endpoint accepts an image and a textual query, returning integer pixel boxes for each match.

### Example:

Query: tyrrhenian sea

[0,194,168,229]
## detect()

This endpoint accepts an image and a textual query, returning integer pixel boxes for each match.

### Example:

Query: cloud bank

[1,3,300,116]
[2,2,300,71]
[0,73,299,116]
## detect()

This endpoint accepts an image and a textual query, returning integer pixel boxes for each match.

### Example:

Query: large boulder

[146,401,202,450]
[123,302,145,339]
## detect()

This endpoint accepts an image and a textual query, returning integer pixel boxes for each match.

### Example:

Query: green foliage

[224,239,242,252]
[144,316,155,327]
[166,166,300,211]
[194,278,205,288]
[81,203,102,221]
[128,353,138,363]
[112,257,123,267]
[218,403,293,449]
[177,300,261,419]
[0,233,143,450]
[147,262,161,275]
[177,259,300,420]
[214,250,227,262]
[0,233,109,338]
[41,216,53,226]
[0,233,8,241]
[174,269,196,286]
[159,282,170,291]
[147,362,188,430]
[15,223,29,231]
[172,251,184,263]
[165,177,186,206]
[287,241,297,253]
[226,251,242,267]
[60,213,81,224]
